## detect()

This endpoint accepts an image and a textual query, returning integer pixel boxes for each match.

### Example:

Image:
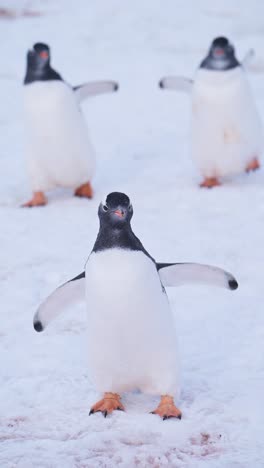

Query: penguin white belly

[191,68,263,178]
[85,249,180,397]
[24,81,95,191]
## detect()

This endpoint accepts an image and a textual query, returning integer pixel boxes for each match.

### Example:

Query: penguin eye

[102,204,108,212]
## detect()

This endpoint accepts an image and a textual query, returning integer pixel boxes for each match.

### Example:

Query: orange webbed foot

[89,392,124,418]
[245,157,260,173]
[74,182,93,199]
[22,191,47,207]
[199,177,221,188]
[151,395,182,421]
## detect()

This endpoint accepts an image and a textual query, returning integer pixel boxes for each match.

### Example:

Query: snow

[1,0,264,466]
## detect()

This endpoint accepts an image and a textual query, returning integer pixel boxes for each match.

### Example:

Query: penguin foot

[200,177,221,188]
[74,182,93,199]
[245,157,260,172]
[22,191,47,207]
[151,395,182,421]
[89,392,124,417]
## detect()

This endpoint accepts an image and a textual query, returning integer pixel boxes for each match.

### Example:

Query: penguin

[23,42,119,206]
[33,192,238,419]
[159,37,263,188]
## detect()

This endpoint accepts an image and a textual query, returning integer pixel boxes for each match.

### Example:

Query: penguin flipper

[33,272,85,332]
[159,76,193,93]
[73,81,119,102]
[157,263,238,290]
[241,49,255,69]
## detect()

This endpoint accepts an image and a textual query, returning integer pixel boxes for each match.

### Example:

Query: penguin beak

[114,209,125,218]
[39,51,49,59]
[214,48,225,57]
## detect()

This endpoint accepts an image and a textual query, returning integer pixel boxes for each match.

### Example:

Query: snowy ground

[1,1,264,466]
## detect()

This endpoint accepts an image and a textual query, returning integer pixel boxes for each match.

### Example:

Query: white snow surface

[1,1,264,467]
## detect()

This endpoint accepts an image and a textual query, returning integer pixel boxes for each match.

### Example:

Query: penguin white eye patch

[101,202,132,211]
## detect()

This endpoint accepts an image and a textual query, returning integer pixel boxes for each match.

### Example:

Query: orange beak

[214,48,224,56]
[39,51,49,59]
[114,209,124,218]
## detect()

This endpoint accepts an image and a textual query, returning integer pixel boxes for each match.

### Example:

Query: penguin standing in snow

[33,192,238,419]
[23,43,119,206]
[159,37,263,187]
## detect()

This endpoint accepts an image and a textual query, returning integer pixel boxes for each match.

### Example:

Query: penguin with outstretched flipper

[33,192,238,419]
[159,37,262,187]
[23,43,119,206]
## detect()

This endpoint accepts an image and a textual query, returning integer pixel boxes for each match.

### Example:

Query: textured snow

[1,1,264,466]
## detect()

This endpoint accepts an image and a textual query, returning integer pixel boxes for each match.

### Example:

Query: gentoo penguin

[159,37,263,187]
[33,192,238,419]
[23,42,119,206]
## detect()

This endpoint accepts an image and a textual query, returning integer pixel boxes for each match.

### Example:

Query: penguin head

[99,192,133,228]
[210,37,237,60]
[200,36,240,71]
[27,42,50,70]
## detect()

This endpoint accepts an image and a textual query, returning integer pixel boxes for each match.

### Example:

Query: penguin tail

[33,272,85,332]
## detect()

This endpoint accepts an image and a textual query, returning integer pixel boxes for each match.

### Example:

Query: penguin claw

[22,191,47,207]
[89,393,125,417]
[199,177,221,188]
[245,157,260,173]
[74,182,93,199]
[151,395,182,421]
[163,414,181,420]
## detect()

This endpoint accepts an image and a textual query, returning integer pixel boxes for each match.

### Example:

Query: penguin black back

[24,42,63,85]
[92,192,154,260]
[200,36,240,71]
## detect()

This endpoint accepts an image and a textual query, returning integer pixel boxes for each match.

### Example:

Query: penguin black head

[27,43,50,70]
[99,192,133,228]
[24,42,62,85]
[93,192,151,254]
[200,36,240,71]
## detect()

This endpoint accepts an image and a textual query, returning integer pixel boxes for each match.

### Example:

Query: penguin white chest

[191,68,263,177]
[85,249,180,396]
[24,81,95,191]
